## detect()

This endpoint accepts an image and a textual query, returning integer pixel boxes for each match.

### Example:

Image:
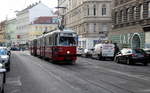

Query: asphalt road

[4,51,150,93]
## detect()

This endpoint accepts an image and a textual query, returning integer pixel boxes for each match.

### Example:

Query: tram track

[18,52,150,93]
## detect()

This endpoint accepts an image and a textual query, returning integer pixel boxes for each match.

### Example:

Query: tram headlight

[67,51,70,54]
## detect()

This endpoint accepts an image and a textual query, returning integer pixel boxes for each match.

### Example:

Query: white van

[92,43,115,60]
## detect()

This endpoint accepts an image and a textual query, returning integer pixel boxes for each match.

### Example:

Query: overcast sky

[0,0,58,21]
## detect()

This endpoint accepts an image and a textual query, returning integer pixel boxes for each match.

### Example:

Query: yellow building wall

[29,24,57,40]
[0,31,5,43]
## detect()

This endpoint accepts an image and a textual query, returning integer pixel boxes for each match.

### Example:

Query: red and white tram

[30,29,77,64]
[30,39,37,56]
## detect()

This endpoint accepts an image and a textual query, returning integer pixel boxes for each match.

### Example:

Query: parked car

[10,47,20,51]
[143,48,150,62]
[92,43,115,60]
[114,48,149,66]
[0,49,10,71]
[0,63,6,93]
[82,48,94,57]
[77,48,84,56]
[0,47,11,56]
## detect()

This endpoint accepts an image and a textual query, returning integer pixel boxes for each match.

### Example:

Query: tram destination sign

[60,33,76,37]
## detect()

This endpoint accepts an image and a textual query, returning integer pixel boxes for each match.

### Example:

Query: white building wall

[16,3,54,45]
[145,32,150,45]
[29,3,54,23]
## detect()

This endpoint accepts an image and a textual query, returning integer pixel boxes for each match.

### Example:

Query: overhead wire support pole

[56,0,67,30]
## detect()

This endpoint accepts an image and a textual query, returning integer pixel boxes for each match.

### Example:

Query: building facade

[0,21,7,46]
[59,0,112,49]
[5,19,17,47]
[29,16,58,40]
[16,2,54,47]
[110,0,150,49]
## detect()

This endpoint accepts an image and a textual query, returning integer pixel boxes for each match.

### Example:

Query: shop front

[110,32,145,49]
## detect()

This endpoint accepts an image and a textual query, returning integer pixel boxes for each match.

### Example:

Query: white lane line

[10,89,21,93]
[6,76,22,86]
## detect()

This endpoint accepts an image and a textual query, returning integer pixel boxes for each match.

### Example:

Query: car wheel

[143,62,148,66]
[98,54,102,60]
[127,59,133,65]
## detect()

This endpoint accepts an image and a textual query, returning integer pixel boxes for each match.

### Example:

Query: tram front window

[59,37,76,46]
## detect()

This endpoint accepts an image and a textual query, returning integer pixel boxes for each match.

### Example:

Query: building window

[102,4,107,16]
[101,24,108,32]
[133,6,136,20]
[89,23,93,32]
[87,5,90,16]
[120,10,124,23]
[45,27,48,32]
[94,23,96,32]
[140,4,143,19]
[115,12,119,24]
[93,4,96,16]
[127,8,130,21]
[148,2,150,17]
[35,26,38,30]
[86,23,89,32]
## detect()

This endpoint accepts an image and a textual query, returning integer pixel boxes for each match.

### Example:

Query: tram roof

[44,29,76,36]
[32,29,76,40]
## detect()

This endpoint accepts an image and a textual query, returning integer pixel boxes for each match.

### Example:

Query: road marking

[6,77,22,86]
[10,89,21,93]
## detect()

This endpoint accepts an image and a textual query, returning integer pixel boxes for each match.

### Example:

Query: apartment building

[59,0,112,49]
[0,21,6,46]
[16,2,54,47]
[110,0,150,49]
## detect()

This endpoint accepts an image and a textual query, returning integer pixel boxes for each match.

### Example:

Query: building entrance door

[132,34,140,49]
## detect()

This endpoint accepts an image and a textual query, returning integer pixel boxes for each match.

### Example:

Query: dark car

[114,48,149,66]
[10,47,20,51]
[143,48,150,62]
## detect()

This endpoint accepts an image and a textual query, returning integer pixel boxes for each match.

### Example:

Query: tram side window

[54,34,58,45]
[44,37,46,46]
[37,40,40,47]
[46,37,49,46]
[40,39,42,46]
[49,36,53,45]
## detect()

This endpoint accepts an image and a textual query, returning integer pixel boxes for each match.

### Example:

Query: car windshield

[144,50,150,54]
[133,49,146,54]
[59,37,76,46]
[0,49,7,55]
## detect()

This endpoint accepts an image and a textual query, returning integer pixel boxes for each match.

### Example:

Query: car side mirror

[117,52,121,55]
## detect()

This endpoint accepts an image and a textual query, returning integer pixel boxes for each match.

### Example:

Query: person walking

[114,43,120,56]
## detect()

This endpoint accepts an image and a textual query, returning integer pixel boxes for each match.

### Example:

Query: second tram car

[30,29,77,64]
